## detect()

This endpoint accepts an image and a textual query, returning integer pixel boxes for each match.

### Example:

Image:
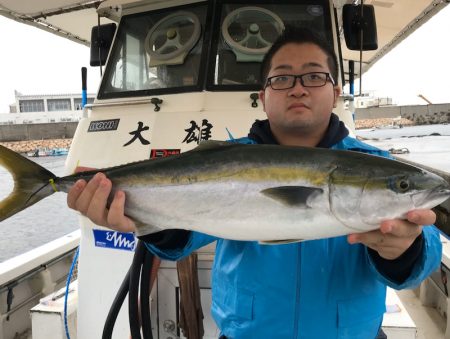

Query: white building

[1,91,95,125]
[354,90,394,108]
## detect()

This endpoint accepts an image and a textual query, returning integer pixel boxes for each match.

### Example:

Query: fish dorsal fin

[193,140,231,151]
[261,186,323,208]
[259,239,304,245]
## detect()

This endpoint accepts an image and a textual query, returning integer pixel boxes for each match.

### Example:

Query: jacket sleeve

[368,226,442,289]
[142,230,218,261]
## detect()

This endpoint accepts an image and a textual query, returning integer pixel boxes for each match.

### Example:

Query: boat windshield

[98,0,332,99]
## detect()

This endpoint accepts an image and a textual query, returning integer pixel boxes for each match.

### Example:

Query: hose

[129,241,146,339]
[102,268,131,339]
[102,240,154,339]
[64,247,79,339]
[140,248,153,339]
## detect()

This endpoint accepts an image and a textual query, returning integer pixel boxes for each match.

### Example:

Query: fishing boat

[49,147,69,156]
[26,147,51,157]
[27,147,69,157]
[0,1,449,338]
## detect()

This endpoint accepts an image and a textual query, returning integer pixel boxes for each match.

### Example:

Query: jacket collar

[247,113,349,148]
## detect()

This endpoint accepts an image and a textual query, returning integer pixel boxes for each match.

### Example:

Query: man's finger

[380,220,422,238]
[74,172,105,214]
[86,177,112,226]
[74,166,97,173]
[67,179,86,209]
[108,190,136,233]
[348,230,380,246]
[407,209,436,226]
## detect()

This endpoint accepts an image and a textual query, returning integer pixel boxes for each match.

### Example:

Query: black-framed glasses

[265,72,335,90]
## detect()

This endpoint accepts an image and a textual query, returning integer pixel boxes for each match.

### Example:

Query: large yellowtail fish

[1,142,449,242]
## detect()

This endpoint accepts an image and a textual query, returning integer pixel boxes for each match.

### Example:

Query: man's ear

[259,90,266,111]
[333,86,341,108]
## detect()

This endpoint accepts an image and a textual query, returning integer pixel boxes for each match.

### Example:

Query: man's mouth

[288,102,309,110]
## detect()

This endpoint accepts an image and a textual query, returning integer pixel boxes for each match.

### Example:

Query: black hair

[260,26,338,88]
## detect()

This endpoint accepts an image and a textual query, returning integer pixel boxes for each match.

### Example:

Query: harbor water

[0,155,79,262]
[356,123,450,173]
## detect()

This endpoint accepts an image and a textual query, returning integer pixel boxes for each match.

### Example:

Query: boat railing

[0,230,80,339]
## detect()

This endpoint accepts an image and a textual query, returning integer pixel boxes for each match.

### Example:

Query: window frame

[96,0,335,99]
[97,1,214,100]
[206,0,334,92]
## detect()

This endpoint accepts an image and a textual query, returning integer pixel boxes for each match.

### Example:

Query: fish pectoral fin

[261,186,323,208]
[259,239,304,245]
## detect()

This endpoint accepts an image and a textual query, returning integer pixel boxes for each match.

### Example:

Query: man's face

[259,43,341,143]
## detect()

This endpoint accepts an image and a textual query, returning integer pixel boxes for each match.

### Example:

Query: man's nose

[288,78,308,96]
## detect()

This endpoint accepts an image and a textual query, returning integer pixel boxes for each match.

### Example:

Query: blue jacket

[147,135,442,339]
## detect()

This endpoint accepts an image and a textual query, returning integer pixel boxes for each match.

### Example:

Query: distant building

[354,91,394,108]
[12,91,95,113]
[1,91,96,125]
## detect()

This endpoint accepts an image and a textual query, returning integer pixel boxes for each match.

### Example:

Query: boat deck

[398,288,446,338]
[22,288,447,339]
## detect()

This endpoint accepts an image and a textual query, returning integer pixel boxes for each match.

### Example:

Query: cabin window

[208,1,333,90]
[97,0,332,98]
[98,2,209,99]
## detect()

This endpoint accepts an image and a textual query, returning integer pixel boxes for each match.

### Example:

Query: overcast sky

[0,4,449,113]
[0,16,101,113]
[358,4,450,106]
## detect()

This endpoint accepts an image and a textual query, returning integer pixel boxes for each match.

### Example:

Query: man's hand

[67,170,136,233]
[347,209,436,260]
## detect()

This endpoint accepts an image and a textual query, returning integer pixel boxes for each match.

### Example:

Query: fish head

[330,162,450,232]
[358,168,450,227]
[401,170,450,210]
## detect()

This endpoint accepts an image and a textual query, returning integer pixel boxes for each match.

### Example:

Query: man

[68,27,441,338]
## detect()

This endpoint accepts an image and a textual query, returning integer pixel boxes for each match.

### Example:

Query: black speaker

[342,4,378,51]
[90,23,117,67]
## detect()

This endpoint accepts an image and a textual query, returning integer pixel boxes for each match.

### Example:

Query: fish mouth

[429,185,450,200]
[412,185,450,209]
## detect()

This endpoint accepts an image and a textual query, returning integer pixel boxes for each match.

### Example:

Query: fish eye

[396,178,410,192]
[399,180,409,190]
[388,176,412,193]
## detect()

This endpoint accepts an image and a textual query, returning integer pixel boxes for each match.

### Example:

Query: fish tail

[0,145,57,222]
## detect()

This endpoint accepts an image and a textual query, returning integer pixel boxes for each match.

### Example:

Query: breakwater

[0,138,72,154]
[355,103,450,124]
[0,122,77,142]
[355,117,414,129]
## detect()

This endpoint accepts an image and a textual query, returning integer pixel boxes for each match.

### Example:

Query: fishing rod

[102,240,154,339]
